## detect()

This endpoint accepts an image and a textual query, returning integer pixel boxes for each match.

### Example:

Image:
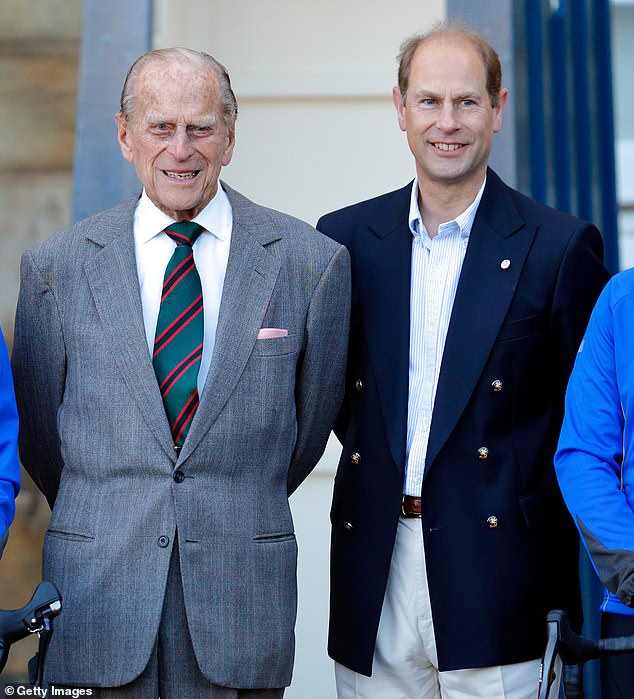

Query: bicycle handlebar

[538,609,634,699]
[0,581,62,674]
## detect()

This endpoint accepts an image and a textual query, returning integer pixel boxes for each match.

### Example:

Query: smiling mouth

[163,170,200,180]
[432,143,464,152]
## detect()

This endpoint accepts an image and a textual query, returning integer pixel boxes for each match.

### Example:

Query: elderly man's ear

[115,112,135,164]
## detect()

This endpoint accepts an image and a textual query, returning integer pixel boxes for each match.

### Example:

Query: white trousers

[335,516,552,699]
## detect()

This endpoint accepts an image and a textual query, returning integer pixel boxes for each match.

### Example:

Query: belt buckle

[401,495,421,518]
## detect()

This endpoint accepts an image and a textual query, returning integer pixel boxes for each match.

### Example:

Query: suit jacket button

[343,521,354,532]
[173,470,185,483]
[491,379,503,392]
[354,379,363,392]
[478,447,489,459]
[351,452,361,464]
[487,516,498,528]
[158,536,170,548]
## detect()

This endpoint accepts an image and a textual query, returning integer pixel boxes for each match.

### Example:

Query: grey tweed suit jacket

[11,183,350,689]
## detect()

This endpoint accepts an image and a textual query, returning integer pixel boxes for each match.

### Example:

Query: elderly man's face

[116,60,234,221]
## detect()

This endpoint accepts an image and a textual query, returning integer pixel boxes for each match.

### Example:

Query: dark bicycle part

[539,609,634,699]
[0,581,62,677]
[538,613,561,699]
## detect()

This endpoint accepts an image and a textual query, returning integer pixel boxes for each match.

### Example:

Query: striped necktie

[153,222,204,448]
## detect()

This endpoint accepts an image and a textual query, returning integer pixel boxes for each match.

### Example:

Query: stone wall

[0,0,80,680]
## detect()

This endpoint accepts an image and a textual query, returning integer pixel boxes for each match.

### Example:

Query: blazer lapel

[357,184,412,475]
[84,197,176,460]
[179,184,281,462]
[424,170,536,473]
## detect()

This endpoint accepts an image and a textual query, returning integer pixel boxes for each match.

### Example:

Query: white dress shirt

[404,177,486,496]
[133,185,233,397]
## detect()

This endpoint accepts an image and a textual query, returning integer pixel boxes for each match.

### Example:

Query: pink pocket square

[257,328,288,339]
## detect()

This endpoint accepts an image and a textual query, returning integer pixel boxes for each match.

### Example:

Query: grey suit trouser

[84,536,285,699]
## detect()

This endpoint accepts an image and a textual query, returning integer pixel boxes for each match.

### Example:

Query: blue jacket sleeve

[0,329,20,539]
[555,272,634,608]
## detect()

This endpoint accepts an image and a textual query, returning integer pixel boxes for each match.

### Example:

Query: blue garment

[0,329,19,539]
[556,269,634,616]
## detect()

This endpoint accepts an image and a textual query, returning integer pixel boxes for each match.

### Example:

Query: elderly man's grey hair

[119,47,238,135]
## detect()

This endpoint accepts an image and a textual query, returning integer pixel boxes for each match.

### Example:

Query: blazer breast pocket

[252,333,302,358]
[495,314,543,344]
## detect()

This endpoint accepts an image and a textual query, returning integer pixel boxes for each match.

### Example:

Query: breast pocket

[251,333,302,357]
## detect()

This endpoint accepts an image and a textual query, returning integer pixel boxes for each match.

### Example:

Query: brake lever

[0,581,62,674]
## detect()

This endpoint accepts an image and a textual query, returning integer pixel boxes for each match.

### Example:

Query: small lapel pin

[500,259,511,270]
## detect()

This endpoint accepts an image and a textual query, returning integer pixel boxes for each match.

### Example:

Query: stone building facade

[0,0,80,679]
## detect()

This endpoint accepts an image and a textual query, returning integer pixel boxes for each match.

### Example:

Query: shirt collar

[408,176,487,241]
[134,183,232,244]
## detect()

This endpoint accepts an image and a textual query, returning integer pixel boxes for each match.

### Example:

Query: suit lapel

[424,170,536,474]
[179,184,281,462]
[84,196,177,460]
[357,185,412,474]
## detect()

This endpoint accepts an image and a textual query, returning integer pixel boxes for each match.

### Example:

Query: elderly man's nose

[168,129,194,160]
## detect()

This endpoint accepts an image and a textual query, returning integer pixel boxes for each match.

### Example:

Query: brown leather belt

[401,495,421,518]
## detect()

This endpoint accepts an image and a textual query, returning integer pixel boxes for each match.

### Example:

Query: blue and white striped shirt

[404,177,486,496]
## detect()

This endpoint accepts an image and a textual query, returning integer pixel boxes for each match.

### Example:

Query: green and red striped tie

[153,222,204,448]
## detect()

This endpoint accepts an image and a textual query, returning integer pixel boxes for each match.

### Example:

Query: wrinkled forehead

[133,58,221,116]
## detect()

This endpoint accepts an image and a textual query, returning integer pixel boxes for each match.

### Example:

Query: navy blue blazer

[318,169,610,674]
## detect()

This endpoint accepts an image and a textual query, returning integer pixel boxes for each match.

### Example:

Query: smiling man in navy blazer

[318,21,610,699]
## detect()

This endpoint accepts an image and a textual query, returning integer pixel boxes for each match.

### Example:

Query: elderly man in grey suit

[11,48,350,698]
